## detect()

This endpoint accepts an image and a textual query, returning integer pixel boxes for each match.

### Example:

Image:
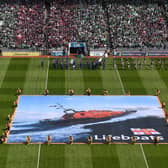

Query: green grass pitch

[0,57,168,168]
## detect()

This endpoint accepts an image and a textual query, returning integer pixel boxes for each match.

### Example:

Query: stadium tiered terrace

[0,0,168,50]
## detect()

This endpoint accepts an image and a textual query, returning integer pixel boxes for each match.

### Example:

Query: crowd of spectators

[74,5,108,48]
[47,2,108,48]
[0,0,45,49]
[16,2,45,49]
[108,3,168,49]
[47,1,77,48]
[165,3,168,17]
[0,0,168,50]
[0,2,18,48]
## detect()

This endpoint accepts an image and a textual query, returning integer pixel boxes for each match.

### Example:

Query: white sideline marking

[37,57,49,168]
[115,66,149,168]
[36,144,41,168]
[140,144,149,168]
[45,56,49,89]
[115,67,125,94]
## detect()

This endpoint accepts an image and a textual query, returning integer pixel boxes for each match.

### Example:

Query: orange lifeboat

[62,110,134,120]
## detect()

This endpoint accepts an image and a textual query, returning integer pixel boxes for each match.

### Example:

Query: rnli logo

[131,128,161,135]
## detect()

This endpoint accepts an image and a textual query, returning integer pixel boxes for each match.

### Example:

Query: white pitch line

[115,67,126,94]
[45,56,50,89]
[140,144,149,168]
[36,144,41,168]
[115,66,149,168]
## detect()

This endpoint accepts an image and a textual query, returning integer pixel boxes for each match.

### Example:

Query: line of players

[44,88,108,96]
[0,88,22,144]
[41,58,106,70]
[41,58,167,70]
[112,58,167,70]
[24,134,160,145]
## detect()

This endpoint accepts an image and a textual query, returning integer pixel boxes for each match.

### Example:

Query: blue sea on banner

[7,96,166,143]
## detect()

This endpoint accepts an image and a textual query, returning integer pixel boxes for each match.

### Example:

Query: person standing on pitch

[60,61,64,70]
[41,58,44,68]
[72,59,76,69]
[47,135,52,144]
[44,89,49,96]
[102,59,106,70]
[91,60,95,70]
[66,59,69,70]
[53,58,58,69]
[86,88,91,96]
[16,88,22,95]
[105,135,112,144]
[155,89,160,96]
[150,58,154,69]
[153,136,159,145]
[69,135,73,144]
[87,60,91,70]
[103,89,108,95]
[79,59,83,69]
[131,136,136,144]
[88,135,93,144]
[26,136,31,144]
[113,59,117,69]
[68,88,74,96]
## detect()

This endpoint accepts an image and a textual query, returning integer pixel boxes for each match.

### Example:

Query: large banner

[8,95,168,143]
[2,52,41,57]
[114,51,168,57]
[90,51,104,57]
[148,51,168,56]
[51,51,64,56]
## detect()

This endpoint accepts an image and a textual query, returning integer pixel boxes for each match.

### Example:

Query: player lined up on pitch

[112,57,168,70]
[40,57,168,70]
[41,88,168,98]
[0,87,22,144]
[43,88,110,96]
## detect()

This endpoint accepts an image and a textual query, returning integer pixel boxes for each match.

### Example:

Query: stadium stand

[47,2,108,48]
[0,1,17,48]
[0,0,168,50]
[107,3,168,49]
[16,1,45,49]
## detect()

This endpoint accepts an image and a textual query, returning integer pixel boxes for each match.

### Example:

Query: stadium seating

[0,0,168,50]
[108,3,168,49]
[47,2,107,48]
[16,2,45,49]
[0,2,17,48]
